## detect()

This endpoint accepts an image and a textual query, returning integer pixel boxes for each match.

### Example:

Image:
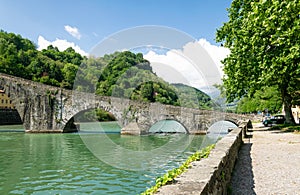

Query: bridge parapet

[0,73,252,133]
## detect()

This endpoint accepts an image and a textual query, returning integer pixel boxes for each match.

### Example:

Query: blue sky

[0,0,231,53]
[0,0,232,94]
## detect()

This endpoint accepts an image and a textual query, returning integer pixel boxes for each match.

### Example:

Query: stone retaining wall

[156,121,250,194]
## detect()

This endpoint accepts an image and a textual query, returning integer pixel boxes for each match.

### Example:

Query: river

[0,121,235,194]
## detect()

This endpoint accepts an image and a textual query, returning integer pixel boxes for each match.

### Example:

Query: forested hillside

[172,83,214,109]
[0,30,84,88]
[0,30,214,109]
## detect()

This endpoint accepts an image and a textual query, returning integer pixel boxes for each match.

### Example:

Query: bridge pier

[121,122,146,135]
[0,73,252,133]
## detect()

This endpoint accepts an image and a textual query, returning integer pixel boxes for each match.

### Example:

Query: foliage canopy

[216,0,300,123]
[236,86,282,114]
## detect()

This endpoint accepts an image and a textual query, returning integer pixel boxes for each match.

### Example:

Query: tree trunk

[282,89,295,124]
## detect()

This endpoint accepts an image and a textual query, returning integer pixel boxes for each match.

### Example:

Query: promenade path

[231,123,300,194]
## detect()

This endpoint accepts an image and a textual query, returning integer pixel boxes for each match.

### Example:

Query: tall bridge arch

[0,73,251,134]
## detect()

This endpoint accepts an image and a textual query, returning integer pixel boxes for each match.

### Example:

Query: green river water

[0,121,232,195]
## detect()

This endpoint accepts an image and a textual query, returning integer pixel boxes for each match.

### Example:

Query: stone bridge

[0,73,251,134]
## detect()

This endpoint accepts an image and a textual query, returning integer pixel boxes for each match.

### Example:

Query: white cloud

[64,25,81,40]
[197,38,230,77]
[143,38,230,94]
[37,35,88,56]
[144,50,206,88]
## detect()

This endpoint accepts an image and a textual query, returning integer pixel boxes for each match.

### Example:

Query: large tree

[216,0,300,124]
[236,86,282,114]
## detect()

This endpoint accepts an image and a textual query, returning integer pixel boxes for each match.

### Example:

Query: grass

[269,124,300,133]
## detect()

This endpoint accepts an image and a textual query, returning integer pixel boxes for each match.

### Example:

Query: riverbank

[230,123,300,194]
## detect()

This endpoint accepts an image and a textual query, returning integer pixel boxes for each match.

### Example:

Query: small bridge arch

[148,119,189,134]
[0,73,252,134]
[63,107,118,132]
[223,119,239,127]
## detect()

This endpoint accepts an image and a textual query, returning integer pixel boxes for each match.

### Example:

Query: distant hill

[172,83,215,109]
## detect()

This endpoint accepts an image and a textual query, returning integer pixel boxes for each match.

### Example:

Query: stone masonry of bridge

[0,73,250,134]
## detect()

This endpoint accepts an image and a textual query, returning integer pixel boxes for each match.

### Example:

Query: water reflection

[207,120,237,142]
[149,120,187,133]
[0,124,24,132]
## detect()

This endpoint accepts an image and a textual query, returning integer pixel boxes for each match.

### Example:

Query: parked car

[263,115,285,127]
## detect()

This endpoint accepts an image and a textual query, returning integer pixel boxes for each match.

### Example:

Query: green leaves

[75,108,116,122]
[141,144,215,195]
[216,0,300,123]
[94,51,181,106]
[173,83,213,109]
[0,30,86,89]
[236,86,282,113]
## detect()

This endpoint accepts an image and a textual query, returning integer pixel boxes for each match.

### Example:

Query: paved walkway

[231,123,300,195]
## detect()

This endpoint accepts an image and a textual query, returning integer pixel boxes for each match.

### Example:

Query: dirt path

[230,123,300,195]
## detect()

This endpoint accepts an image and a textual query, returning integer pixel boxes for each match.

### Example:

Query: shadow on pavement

[253,123,300,134]
[230,142,256,195]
